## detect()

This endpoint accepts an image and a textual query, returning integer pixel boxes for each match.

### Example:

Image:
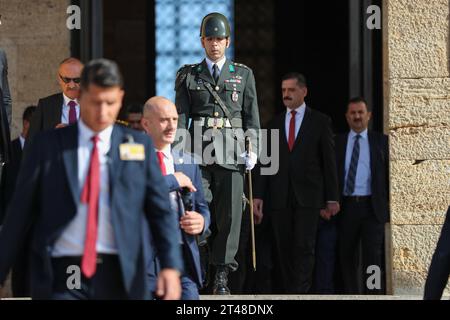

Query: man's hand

[326,202,340,216]
[180,211,205,235]
[253,198,264,225]
[240,151,257,171]
[173,172,196,192]
[55,123,68,129]
[155,268,181,300]
[320,208,332,221]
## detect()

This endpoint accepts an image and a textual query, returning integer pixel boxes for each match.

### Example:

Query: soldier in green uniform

[174,12,260,295]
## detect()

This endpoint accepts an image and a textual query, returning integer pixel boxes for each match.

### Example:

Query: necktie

[157,151,167,176]
[212,64,219,84]
[288,110,297,151]
[68,100,78,124]
[345,134,361,195]
[81,135,100,278]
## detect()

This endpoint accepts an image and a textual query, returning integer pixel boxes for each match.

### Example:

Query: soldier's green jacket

[175,59,261,171]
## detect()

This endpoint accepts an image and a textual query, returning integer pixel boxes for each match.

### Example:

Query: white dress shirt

[19,134,25,149]
[205,55,227,79]
[157,145,184,244]
[61,94,80,124]
[157,145,175,174]
[344,129,372,196]
[52,120,118,256]
[285,103,306,143]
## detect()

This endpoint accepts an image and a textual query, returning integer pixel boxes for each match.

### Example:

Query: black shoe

[212,266,231,295]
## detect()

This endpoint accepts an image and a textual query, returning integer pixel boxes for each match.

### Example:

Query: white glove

[240,151,257,171]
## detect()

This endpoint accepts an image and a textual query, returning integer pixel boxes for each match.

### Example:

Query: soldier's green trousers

[200,164,243,271]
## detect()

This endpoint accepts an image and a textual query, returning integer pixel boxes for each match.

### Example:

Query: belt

[343,195,372,203]
[193,116,242,129]
[51,254,118,265]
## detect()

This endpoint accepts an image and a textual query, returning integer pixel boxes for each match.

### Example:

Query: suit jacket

[27,93,64,145]
[0,138,22,223]
[175,58,260,171]
[0,124,183,299]
[0,88,11,164]
[164,151,211,286]
[335,131,389,223]
[254,107,339,210]
[424,206,450,300]
[0,49,12,124]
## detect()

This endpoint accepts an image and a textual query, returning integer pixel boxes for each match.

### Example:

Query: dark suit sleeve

[424,207,450,300]
[164,174,180,192]
[320,116,339,202]
[253,123,272,200]
[0,134,42,284]
[192,164,211,236]
[1,51,12,124]
[0,160,7,223]
[144,141,183,272]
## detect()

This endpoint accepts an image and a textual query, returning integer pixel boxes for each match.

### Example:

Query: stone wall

[0,0,71,138]
[384,0,450,295]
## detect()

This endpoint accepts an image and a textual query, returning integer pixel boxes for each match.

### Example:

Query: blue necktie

[345,134,361,195]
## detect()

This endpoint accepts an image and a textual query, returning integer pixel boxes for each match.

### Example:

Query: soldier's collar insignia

[229,64,235,73]
[197,65,203,73]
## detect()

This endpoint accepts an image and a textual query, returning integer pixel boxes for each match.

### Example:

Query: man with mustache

[253,72,339,294]
[141,96,210,300]
[27,57,84,145]
[336,97,389,294]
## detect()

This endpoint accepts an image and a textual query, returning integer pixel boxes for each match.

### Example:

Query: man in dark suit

[253,72,339,294]
[27,57,84,145]
[336,97,389,294]
[1,106,36,218]
[0,59,182,300]
[424,206,450,300]
[0,105,35,297]
[142,96,211,300]
[0,88,11,193]
[0,49,12,125]
[125,104,144,131]
[0,49,12,195]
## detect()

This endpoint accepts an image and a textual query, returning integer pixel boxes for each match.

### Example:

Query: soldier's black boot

[212,265,231,295]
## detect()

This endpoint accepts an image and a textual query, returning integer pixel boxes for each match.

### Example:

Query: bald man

[142,96,210,300]
[27,57,84,145]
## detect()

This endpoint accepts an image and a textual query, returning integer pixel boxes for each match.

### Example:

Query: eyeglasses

[59,74,81,84]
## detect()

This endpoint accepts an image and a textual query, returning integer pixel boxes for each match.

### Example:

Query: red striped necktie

[288,110,297,151]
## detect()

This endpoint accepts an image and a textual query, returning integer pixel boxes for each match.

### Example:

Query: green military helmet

[200,12,231,38]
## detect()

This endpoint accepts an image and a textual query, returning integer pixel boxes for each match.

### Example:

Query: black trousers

[271,187,320,294]
[312,216,338,294]
[339,197,385,294]
[50,255,128,300]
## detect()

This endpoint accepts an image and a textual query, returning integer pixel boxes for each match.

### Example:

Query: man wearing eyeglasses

[27,57,84,145]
